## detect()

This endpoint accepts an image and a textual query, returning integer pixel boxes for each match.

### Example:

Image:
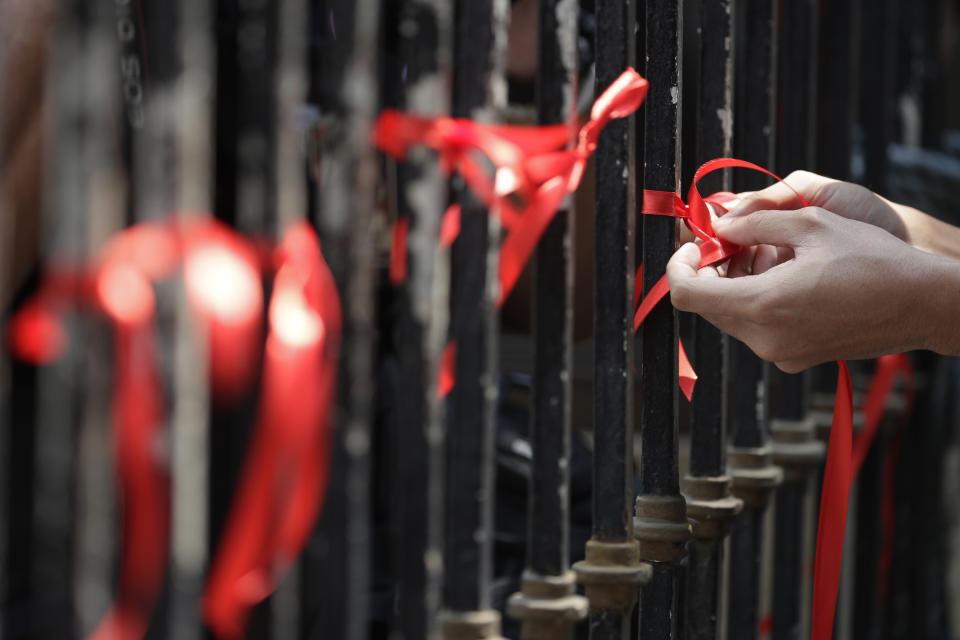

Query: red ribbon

[375,68,649,395]
[633,158,853,640]
[6,219,340,640]
[850,354,914,609]
[89,262,168,640]
[203,222,341,638]
[851,354,913,478]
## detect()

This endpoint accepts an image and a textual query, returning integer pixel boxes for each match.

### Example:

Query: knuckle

[798,206,828,231]
[669,281,691,309]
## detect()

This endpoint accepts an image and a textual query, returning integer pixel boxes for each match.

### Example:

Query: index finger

[667,243,765,317]
[728,170,838,218]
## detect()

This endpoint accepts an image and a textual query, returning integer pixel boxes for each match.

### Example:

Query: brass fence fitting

[727,445,783,508]
[507,570,589,639]
[572,538,651,611]
[438,609,506,640]
[682,475,744,540]
[770,418,826,481]
[633,494,694,562]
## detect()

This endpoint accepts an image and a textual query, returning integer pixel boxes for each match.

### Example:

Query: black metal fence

[1,0,959,639]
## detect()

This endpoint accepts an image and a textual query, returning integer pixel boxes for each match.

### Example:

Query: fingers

[752,244,782,275]
[667,243,761,317]
[712,207,826,249]
[727,246,756,278]
[728,170,838,216]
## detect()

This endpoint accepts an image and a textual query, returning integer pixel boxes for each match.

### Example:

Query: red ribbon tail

[678,338,697,402]
[811,360,854,640]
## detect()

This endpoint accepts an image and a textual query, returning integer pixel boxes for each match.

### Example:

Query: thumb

[712,208,819,249]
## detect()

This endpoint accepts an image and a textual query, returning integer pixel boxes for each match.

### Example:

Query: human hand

[667,206,947,372]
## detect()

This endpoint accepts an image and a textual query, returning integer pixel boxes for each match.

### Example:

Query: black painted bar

[305,0,379,638]
[770,3,820,636]
[211,2,277,635]
[590,0,636,549]
[528,0,577,579]
[31,1,104,634]
[816,0,860,180]
[727,0,783,637]
[387,1,451,638]
[132,3,184,637]
[572,0,649,635]
[440,0,506,636]
[683,0,741,636]
[636,0,690,637]
[859,0,897,194]
[770,0,816,431]
[507,2,588,636]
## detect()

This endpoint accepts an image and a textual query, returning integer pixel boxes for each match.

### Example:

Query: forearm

[890,200,960,260]
[913,251,960,356]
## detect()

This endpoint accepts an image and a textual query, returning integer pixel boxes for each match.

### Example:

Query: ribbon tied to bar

[6,219,341,640]
[636,158,857,640]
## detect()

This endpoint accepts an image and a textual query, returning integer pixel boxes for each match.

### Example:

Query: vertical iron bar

[859,0,897,193]
[636,0,691,638]
[210,1,277,635]
[33,1,112,635]
[683,0,743,637]
[727,0,783,637]
[269,1,310,636]
[75,1,132,633]
[528,1,577,577]
[573,0,651,636]
[770,6,822,638]
[815,0,860,180]
[132,3,183,637]
[440,1,507,637]
[507,0,588,636]
[170,1,213,638]
[387,1,452,638]
[306,0,380,637]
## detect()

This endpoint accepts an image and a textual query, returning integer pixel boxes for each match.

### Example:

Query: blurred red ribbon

[851,353,914,607]
[376,68,649,395]
[634,159,854,640]
[6,219,340,640]
[203,222,341,638]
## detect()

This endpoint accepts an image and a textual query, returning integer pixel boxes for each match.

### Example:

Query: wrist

[908,251,960,355]
[897,203,960,260]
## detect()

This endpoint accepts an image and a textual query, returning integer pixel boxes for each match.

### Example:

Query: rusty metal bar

[506,0,588,636]
[682,0,743,636]
[572,0,650,636]
[636,0,691,637]
[305,0,380,637]
[439,0,507,638]
[727,1,783,637]
[384,0,452,638]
